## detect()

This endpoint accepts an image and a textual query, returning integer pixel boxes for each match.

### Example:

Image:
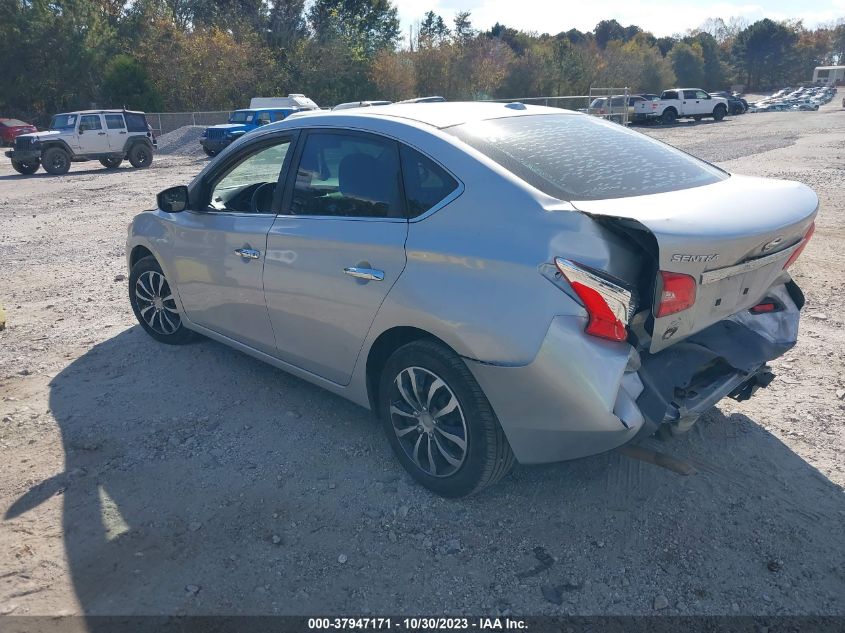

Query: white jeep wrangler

[5,109,156,175]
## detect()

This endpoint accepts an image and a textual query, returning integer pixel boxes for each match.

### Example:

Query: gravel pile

[156,125,206,156]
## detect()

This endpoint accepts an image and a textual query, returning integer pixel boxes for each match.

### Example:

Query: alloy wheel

[134,270,180,335]
[389,366,468,477]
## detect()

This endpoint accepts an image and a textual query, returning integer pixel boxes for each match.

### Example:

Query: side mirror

[158,185,189,213]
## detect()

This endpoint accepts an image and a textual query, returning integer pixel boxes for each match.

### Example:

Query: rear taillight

[782,222,815,270]
[656,271,696,318]
[750,300,780,314]
[554,258,634,342]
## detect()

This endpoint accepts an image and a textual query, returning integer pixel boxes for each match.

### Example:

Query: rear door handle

[344,267,384,281]
[235,248,260,260]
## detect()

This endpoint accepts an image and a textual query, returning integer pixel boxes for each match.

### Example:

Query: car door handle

[119,131,127,134]
[344,267,384,281]
[235,248,261,260]
[98,132,106,135]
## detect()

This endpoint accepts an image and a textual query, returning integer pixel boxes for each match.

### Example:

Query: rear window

[2,119,28,127]
[446,114,727,201]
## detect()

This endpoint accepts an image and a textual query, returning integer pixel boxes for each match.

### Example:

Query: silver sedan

[127,103,817,496]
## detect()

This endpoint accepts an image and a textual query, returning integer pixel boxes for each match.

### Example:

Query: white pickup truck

[635,88,729,124]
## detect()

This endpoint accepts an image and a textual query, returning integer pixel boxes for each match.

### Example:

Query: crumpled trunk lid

[572,175,817,352]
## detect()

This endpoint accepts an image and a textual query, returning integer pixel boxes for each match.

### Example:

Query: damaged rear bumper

[465,277,802,465]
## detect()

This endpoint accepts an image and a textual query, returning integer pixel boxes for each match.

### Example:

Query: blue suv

[200,108,300,156]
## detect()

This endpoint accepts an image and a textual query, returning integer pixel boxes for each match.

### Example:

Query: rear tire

[11,159,39,175]
[100,157,122,169]
[128,143,152,168]
[713,105,727,121]
[661,108,677,124]
[129,256,195,345]
[378,340,515,497]
[42,147,70,175]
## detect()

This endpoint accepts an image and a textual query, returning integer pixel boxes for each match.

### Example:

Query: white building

[812,65,845,85]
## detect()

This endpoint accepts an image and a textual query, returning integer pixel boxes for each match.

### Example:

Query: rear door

[681,90,701,115]
[263,129,408,384]
[104,114,128,151]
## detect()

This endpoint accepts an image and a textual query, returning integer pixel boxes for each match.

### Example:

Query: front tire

[713,105,727,121]
[42,147,70,175]
[378,340,514,497]
[128,143,152,168]
[11,159,40,175]
[100,157,122,169]
[129,256,195,345]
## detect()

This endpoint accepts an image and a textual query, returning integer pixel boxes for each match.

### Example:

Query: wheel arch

[365,326,460,416]
[40,139,73,156]
[129,244,155,269]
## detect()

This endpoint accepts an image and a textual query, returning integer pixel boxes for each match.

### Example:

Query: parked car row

[749,85,836,112]
[586,88,749,125]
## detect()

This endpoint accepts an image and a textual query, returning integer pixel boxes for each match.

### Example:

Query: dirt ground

[1,104,843,618]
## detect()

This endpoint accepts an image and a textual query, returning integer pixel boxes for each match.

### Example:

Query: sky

[393,0,845,39]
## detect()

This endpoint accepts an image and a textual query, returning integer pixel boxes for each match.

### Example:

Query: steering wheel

[250,182,276,213]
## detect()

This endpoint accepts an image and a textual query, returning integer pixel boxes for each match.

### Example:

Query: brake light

[750,301,778,314]
[782,222,815,270]
[554,258,633,343]
[656,271,696,318]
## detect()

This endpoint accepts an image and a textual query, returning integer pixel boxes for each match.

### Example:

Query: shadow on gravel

[6,327,845,617]
[0,167,128,180]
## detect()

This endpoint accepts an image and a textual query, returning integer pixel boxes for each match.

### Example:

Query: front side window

[208,139,291,214]
[289,132,403,218]
[229,111,254,124]
[79,115,102,132]
[696,90,710,100]
[50,114,77,130]
[446,114,727,201]
[105,114,125,130]
[400,145,459,218]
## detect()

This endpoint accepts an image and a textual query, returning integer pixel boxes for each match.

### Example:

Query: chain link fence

[148,111,232,136]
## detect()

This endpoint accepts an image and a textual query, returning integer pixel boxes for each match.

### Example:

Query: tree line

[2,0,844,124]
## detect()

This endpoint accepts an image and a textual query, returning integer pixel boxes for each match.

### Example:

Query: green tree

[732,19,798,89]
[101,54,163,111]
[669,41,705,86]
[308,0,400,57]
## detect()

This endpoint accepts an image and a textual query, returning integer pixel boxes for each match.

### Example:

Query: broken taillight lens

[554,258,634,342]
[656,271,697,318]
[782,222,815,270]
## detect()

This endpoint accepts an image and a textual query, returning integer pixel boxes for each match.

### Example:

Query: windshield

[50,114,78,130]
[446,114,727,201]
[229,111,254,124]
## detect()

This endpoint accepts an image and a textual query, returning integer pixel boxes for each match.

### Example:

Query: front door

[167,134,296,354]
[264,130,409,384]
[77,114,110,153]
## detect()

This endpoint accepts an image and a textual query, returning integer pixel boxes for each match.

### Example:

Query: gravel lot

[1,105,843,618]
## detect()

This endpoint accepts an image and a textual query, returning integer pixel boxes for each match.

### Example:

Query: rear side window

[105,114,125,130]
[662,90,678,100]
[289,132,403,218]
[400,146,459,218]
[446,114,727,201]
